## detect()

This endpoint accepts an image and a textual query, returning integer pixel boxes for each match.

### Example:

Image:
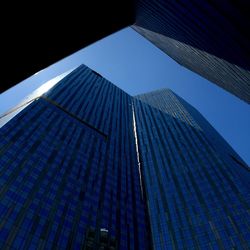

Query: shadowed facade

[133,0,250,103]
[2,1,250,104]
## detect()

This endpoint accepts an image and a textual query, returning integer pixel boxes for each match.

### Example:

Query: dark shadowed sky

[1,27,249,164]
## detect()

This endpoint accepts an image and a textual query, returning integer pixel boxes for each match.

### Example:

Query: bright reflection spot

[17,69,74,105]
[34,68,45,76]
[0,69,74,128]
[27,70,72,100]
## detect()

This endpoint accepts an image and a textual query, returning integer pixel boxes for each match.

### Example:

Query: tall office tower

[1,64,249,250]
[133,0,250,103]
[0,65,150,249]
[134,89,250,249]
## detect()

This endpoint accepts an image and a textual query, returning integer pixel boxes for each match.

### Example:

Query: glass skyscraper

[133,0,250,103]
[0,65,150,249]
[134,89,250,249]
[0,64,249,249]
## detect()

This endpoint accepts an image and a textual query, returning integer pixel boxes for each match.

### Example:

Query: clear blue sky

[1,27,249,164]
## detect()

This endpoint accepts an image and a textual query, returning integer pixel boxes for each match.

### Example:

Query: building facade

[0,65,150,249]
[133,0,250,103]
[134,89,250,249]
[0,64,249,249]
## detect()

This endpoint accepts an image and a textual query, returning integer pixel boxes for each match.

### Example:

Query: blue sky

[1,27,249,164]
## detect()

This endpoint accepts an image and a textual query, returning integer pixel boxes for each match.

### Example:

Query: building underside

[1,0,250,103]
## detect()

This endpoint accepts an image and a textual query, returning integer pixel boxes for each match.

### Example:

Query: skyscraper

[133,0,250,103]
[0,64,249,249]
[0,65,150,249]
[134,89,250,249]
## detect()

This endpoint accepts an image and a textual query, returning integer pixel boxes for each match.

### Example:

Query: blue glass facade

[134,89,250,249]
[0,65,149,249]
[0,65,249,249]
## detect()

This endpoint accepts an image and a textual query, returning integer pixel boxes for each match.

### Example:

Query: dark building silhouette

[0,1,134,93]
[133,0,250,103]
[2,1,250,104]
[0,64,249,249]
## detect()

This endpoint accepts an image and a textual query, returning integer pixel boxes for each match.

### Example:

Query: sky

[0,27,249,164]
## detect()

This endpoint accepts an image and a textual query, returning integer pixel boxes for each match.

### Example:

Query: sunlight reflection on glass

[0,69,74,128]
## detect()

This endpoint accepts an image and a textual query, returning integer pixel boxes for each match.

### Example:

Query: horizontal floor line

[41,96,108,140]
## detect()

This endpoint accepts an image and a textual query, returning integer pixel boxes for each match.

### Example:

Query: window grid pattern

[134,89,250,250]
[0,65,150,250]
[133,0,250,103]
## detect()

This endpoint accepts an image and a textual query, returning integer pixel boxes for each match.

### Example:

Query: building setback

[0,64,249,249]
